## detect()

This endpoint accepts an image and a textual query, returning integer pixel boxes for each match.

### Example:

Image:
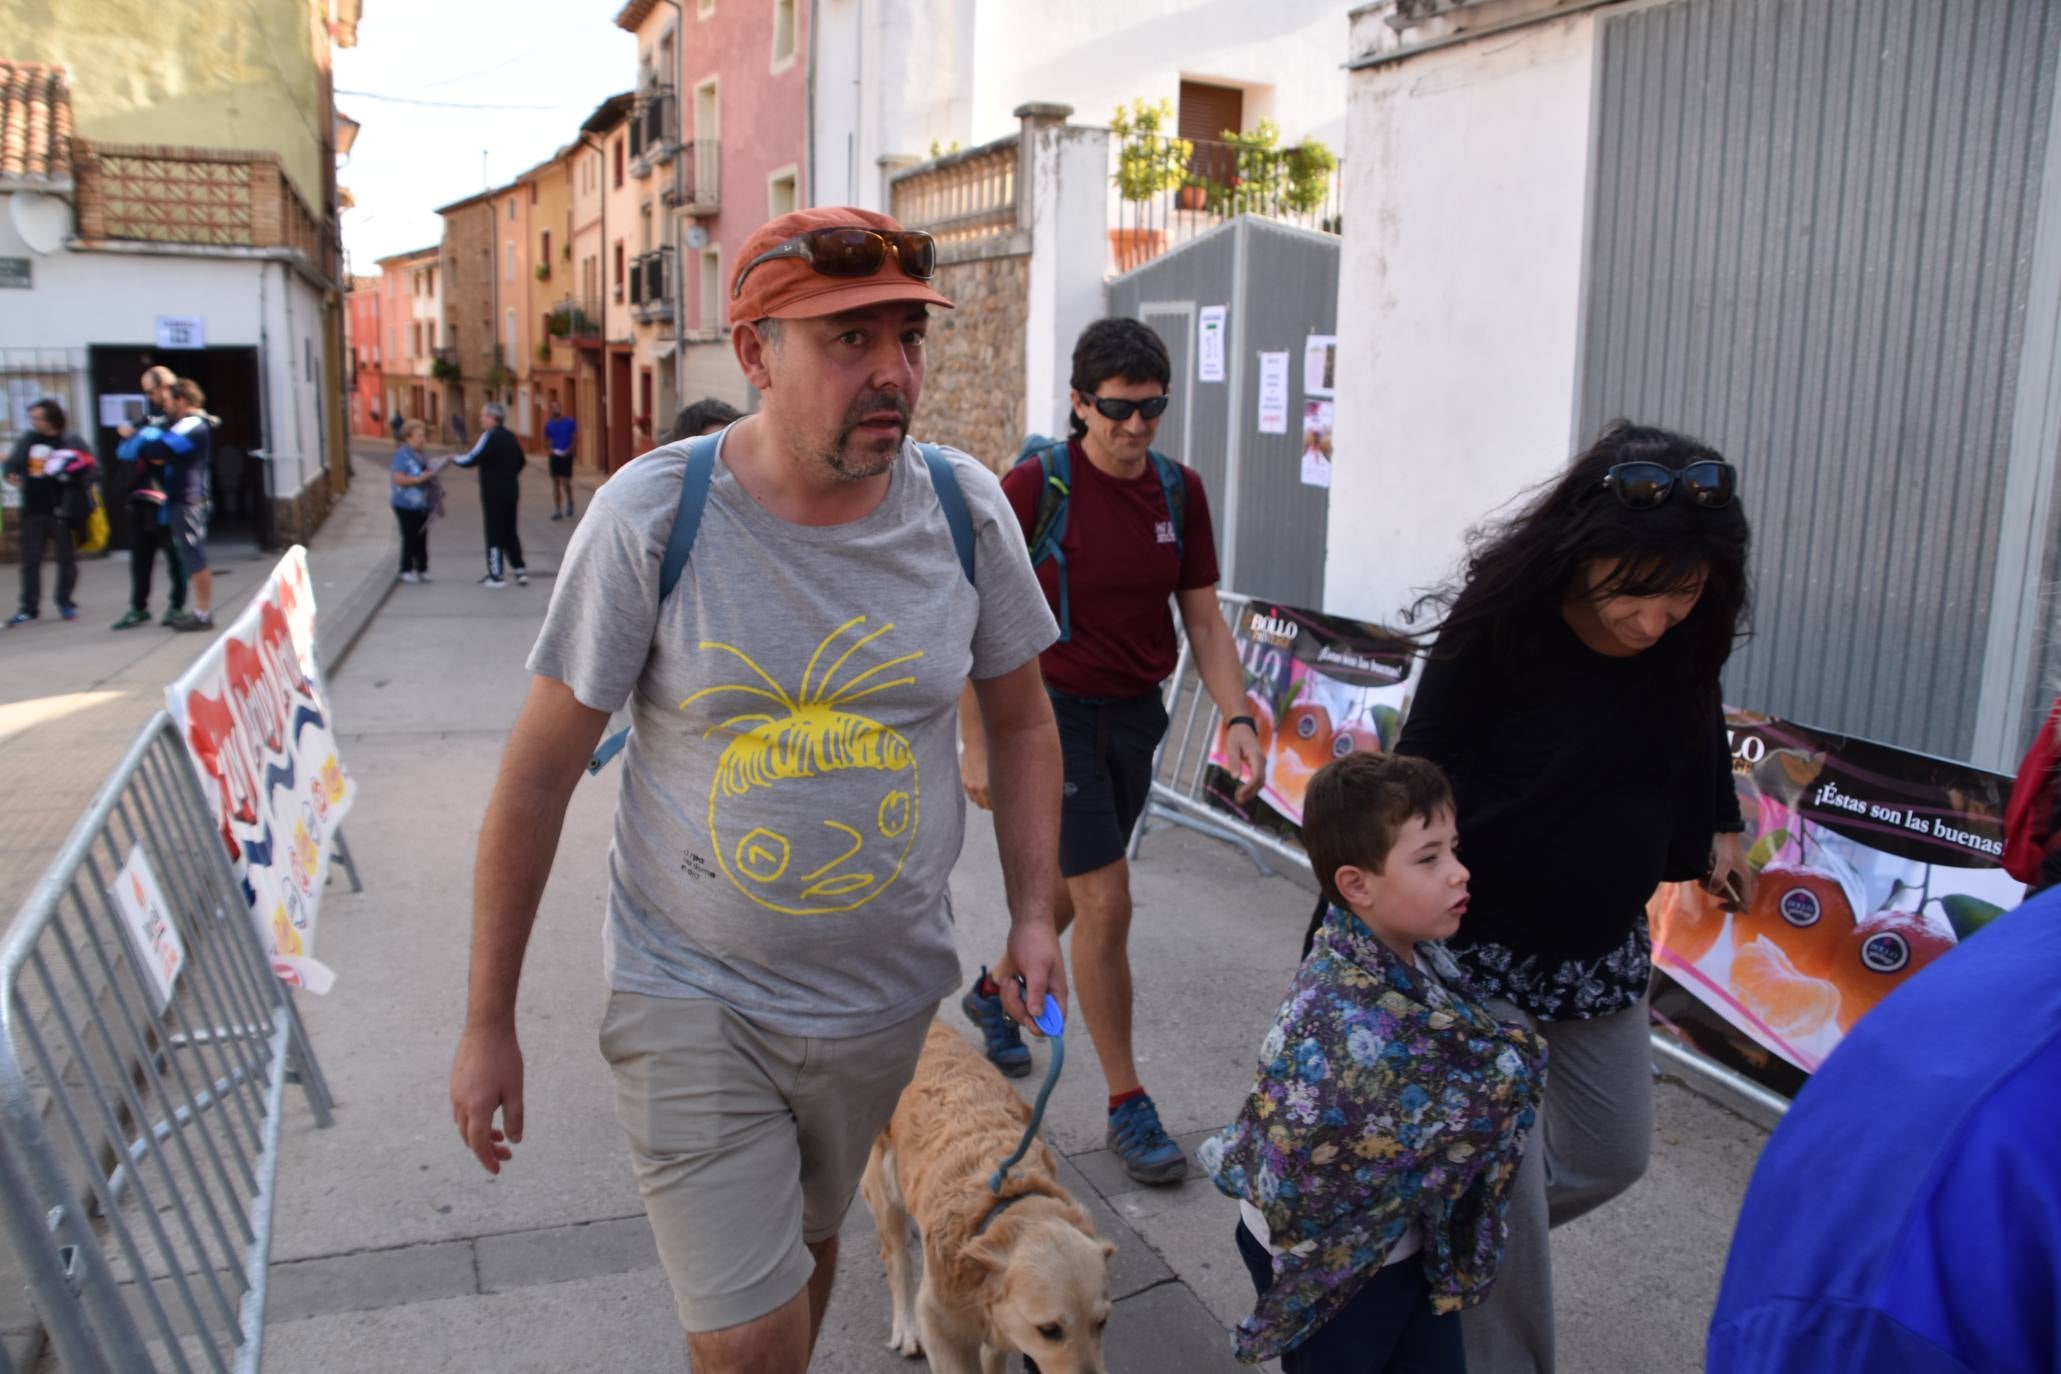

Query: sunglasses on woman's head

[1599,460,1738,510]
[732,227,938,298]
[1080,392,1171,422]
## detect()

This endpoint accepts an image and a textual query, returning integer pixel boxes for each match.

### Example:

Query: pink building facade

[346,277,385,438]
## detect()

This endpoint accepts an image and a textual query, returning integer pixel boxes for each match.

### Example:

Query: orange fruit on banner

[1830,908,1955,1032]
[1650,881,1728,965]
[1735,865,1855,979]
[1731,935,1842,1040]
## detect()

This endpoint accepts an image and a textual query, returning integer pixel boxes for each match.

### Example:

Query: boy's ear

[1333,864,1376,907]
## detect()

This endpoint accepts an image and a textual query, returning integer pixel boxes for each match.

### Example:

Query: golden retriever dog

[860,1022,1115,1374]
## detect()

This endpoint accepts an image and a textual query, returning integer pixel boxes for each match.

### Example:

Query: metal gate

[0,714,334,1373]
[1576,0,2061,769]
[1108,215,1340,608]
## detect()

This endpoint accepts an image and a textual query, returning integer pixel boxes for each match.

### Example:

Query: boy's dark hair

[30,398,64,431]
[1067,317,1170,438]
[1301,751,1456,910]
[669,397,744,442]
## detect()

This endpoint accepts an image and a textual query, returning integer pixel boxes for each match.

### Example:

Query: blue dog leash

[989,981,1066,1194]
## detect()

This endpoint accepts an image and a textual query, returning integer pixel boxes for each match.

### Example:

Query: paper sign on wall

[1256,351,1290,434]
[1198,306,1227,383]
[155,315,206,349]
[99,394,148,429]
[111,845,186,1012]
[1303,335,1337,398]
[1301,400,1334,489]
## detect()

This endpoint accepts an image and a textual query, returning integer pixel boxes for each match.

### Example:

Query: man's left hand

[1224,721,1266,802]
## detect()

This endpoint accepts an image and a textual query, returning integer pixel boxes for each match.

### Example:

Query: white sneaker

[480,575,506,589]
[514,570,529,587]
[418,572,433,583]
[399,571,419,584]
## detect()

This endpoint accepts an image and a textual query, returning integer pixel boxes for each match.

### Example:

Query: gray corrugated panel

[1110,216,1336,608]
[1579,0,2057,761]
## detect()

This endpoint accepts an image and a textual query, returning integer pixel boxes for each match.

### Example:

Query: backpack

[587,432,978,775]
[2003,697,2061,883]
[1012,435,1186,642]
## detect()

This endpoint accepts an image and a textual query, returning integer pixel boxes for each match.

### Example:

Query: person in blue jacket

[118,378,216,631]
[1706,889,2061,1374]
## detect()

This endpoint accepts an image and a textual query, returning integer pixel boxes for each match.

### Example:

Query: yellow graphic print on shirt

[684,616,922,915]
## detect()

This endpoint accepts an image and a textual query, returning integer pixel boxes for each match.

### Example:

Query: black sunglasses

[732,227,938,299]
[1080,392,1171,423]
[1599,460,1738,510]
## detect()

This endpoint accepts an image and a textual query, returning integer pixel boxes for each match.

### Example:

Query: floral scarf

[1199,906,1548,1364]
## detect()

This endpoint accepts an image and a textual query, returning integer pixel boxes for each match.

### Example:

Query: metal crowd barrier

[1129,590,1788,1126]
[0,712,335,1374]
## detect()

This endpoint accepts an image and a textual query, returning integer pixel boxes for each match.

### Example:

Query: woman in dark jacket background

[1388,422,1753,1374]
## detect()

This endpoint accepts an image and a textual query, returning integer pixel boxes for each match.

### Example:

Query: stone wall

[271,470,340,547]
[916,250,1030,474]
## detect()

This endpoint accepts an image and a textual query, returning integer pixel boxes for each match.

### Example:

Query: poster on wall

[1301,400,1334,489]
[165,546,355,993]
[1256,351,1290,434]
[1198,306,1227,383]
[1303,334,1337,398]
[1202,601,1419,839]
[1647,708,2019,1089]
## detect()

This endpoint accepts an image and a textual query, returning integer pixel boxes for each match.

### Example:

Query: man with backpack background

[958,316,1267,1184]
[448,207,1066,1373]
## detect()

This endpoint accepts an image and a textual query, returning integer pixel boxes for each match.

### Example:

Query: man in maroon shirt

[959,318,1264,1184]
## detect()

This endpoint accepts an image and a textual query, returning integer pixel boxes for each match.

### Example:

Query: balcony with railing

[549,295,604,344]
[1108,131,1341,274]
[889,133,1021,259]
[661,141,719,215]
[631,248,674,323]
[628,87,675,175]
[71,140,343,283]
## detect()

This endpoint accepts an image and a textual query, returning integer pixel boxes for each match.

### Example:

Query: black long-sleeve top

[1394,612,1742,1020]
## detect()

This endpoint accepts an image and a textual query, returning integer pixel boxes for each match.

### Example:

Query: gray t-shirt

[528,434,1057,1037]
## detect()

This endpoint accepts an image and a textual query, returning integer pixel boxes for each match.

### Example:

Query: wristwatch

[1226,714,1258,736]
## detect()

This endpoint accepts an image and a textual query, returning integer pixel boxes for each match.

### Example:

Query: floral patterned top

[1452,923,1652,1021]
[1199,906,1548,1364]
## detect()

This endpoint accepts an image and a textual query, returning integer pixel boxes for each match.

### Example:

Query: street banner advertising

[1203,601,1418,839]
[165,546,353,993]
[111,844,185,1013]
[1647,708,2019,1085]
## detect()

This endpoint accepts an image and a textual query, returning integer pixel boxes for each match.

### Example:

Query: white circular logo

[1859,931,1910,974]
[1778,888,1822,928]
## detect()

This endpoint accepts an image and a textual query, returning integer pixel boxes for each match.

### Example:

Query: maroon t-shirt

[1000,438,1220,699]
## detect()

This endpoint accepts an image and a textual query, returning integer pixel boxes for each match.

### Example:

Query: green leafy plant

[926,137,963,160]
[534,340,551,363]
[1197,121,1338,219]
[429,356,457,381]
[1282,139,1338,214]
[485,362,511,391]
[533,261,551,282]
[1110,98,1192,202]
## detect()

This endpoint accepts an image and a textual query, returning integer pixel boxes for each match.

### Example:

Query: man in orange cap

[450,208,1066,1373]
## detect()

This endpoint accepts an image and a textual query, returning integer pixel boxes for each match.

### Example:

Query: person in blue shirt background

[391,418,438,583]
[1706,890,2061,1374]
[543,398,577,521]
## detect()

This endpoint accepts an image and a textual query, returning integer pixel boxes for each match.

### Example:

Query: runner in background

[958,317,1264,1186]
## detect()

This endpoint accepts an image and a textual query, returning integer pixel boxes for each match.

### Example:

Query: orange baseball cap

[729,207,955,322]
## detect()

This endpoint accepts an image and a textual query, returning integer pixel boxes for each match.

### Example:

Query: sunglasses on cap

[1079,392,1171,423]
[732,226,938,299]
[1598,460,1738,509]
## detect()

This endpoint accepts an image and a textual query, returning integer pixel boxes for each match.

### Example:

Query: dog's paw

[888,1321,923,1358]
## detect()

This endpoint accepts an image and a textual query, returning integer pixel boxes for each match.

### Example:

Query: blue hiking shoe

[959,969,1032,1078]
[1107,1094,1189,1185]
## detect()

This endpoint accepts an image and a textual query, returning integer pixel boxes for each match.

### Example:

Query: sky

[335,1,637,274]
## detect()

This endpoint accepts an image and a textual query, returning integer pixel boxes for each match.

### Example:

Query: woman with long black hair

[1388,422,1754,1373]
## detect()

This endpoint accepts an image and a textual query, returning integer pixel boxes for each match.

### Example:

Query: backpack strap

[588,434,720,776]
[1022,440,1073,641]
[1148,449,1187,561]
[917,443,977,585]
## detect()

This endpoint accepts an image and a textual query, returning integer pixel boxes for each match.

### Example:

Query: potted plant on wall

[430,356,457,381]
[1282,139,1338,216]
[1109,98,1191,270]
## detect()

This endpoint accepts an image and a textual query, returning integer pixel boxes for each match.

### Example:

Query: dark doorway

[608,350,633,470]
[88,344,269,552]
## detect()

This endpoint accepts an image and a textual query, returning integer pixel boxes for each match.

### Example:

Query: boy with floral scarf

[1200,752,1547,1370]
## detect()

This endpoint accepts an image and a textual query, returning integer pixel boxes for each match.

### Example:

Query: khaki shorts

[599,991,933,1334]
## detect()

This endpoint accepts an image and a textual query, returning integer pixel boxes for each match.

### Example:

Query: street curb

[315,457,401,680]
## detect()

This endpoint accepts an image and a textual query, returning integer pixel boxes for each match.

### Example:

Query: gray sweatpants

[1460,997,1654,1374]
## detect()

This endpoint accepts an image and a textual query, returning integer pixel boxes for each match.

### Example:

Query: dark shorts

[1051,689,1168,878]
[170,502,210,574]
[548,452,574,479]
